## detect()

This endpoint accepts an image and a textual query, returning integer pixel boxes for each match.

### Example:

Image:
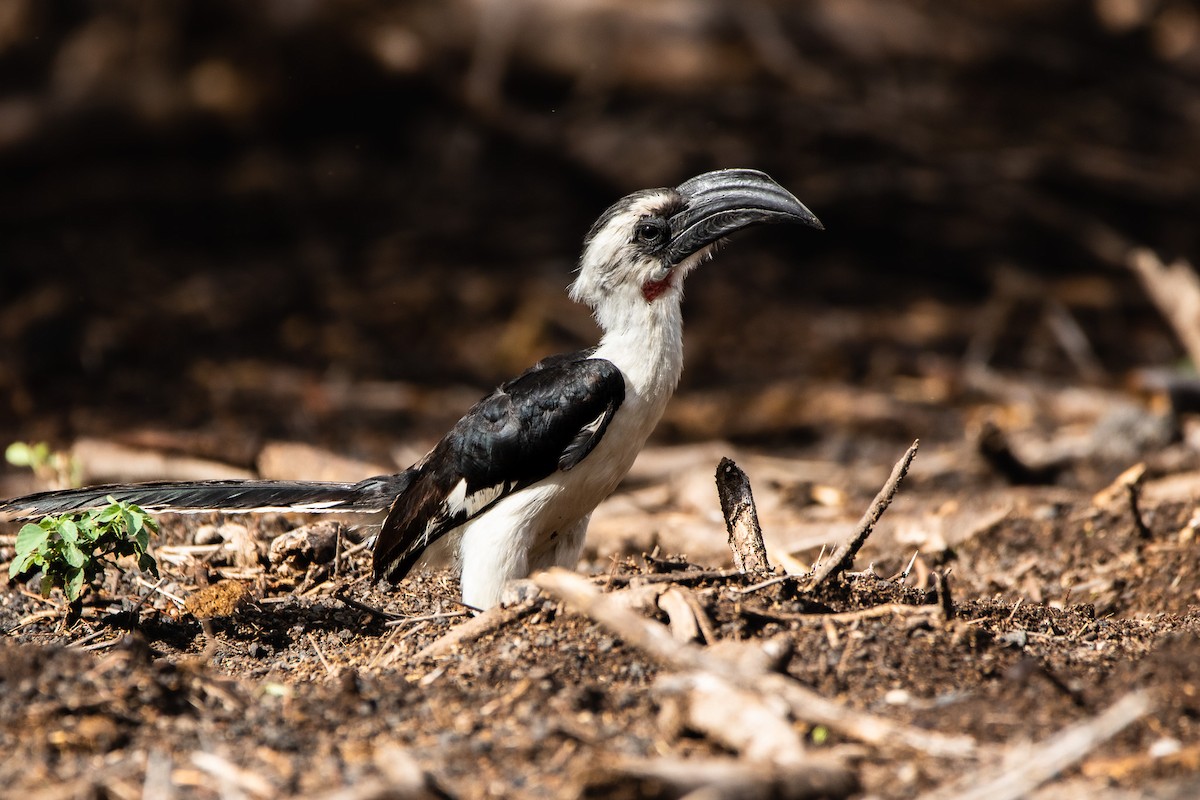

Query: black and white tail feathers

[0,473,415,522]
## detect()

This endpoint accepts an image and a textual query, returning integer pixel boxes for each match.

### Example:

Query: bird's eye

[634,218,667,247]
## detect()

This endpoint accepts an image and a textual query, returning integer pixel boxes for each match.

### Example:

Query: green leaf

[138,553,159,577]
[8,552,33,578]
[39,574,55,597]
[64,568,85,601]
[56,518,80,544]
[77,515,99,541]
[96,505,121,524]
[5,442,32,467]
[123,509,143,535]
[61,541,87,568]
[134,527,150,553]
[6,441,52,469]
[15,523,50,556]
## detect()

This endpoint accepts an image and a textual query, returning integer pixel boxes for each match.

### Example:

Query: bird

[2,169,822,608]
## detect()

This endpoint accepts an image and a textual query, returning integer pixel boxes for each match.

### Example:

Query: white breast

[452,291,687,607]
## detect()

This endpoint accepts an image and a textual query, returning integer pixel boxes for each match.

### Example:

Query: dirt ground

[4,2,1200,798]
[4,372,1200,799]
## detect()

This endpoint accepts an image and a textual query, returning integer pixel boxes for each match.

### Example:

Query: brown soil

[4,427,1200,798]
[4,2,1200,797]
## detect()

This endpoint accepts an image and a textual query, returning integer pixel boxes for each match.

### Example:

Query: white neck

[591,289,685,414]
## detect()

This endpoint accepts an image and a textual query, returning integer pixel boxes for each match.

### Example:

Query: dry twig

[308,632,338,679]
[919,690,1151,800]
[933,571,955,620]
[1127,480,1153,540]
[809,441,919,588]
[741,602,942,626]
[535,568,976,758]
[602,566,745,587]
[190,751,275,799]
[413,597,542,661]
[334,585,406,620]
[587,755,858,800]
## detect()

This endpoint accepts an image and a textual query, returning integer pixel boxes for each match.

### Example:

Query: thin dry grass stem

[307,632,338,679]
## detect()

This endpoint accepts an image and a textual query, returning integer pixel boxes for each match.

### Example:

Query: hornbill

[2,169,822,608]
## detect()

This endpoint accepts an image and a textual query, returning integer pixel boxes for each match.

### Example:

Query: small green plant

[9,498,159,602]
[6,441,82,488]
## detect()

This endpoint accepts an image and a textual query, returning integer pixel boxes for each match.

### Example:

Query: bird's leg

[528,514,590,575]
[457,511,534,609]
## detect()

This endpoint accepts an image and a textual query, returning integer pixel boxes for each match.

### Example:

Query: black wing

[372,351,624,583]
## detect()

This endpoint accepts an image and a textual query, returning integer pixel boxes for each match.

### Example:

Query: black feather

[372,351,625,582]
[0,473,413,521]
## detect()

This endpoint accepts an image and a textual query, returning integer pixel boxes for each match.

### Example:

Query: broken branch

[809,440,919,588]
[920,690,1151,800]
[534,568,976,758]
[413,597,542,661]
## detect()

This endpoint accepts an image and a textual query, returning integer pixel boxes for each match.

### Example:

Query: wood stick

[593,755,859,800]
[741,602,941,625]
[715,457,771,573]
[933,570,955,621]
[534,568,976,758]
[601,567,745,587]
[658,670,808,764]
[919,690,1151,800]
[657,587,701,643]
[1126,480,1153,540]
[809,440,919,588]
[334,585,406,621]
[412,597,541,661]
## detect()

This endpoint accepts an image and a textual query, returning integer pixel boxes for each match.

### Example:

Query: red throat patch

[641,274,672,302]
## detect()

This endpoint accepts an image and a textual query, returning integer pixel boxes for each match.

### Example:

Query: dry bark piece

[1091,462,1147,507]
[715,457,771,573]
[268,521,341,576]
[657,587,701,643]
[657,670,806,764]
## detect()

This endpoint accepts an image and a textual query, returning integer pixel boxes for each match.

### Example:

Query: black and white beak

[665,169,823,265]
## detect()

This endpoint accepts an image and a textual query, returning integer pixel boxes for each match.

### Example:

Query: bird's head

[569,169,822,319]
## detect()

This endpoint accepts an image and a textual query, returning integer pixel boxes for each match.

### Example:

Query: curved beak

[665,169,823,265]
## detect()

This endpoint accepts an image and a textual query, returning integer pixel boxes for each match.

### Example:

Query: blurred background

[0,0,1197,475]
